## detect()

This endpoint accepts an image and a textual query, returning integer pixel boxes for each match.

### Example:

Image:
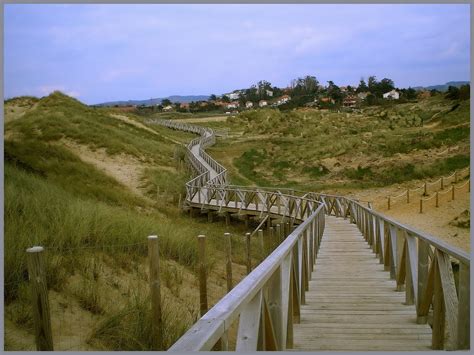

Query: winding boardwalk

[151,118,470,352]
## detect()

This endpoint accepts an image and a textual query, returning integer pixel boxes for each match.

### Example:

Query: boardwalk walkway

[293,216,432,351]
[152,118,469,352]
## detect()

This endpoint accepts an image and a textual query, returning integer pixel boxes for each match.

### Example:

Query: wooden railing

[149,118,470,351]
[168,204,326,351]
[318,195,470,350]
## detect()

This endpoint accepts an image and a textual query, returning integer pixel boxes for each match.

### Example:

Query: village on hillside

[109,76,470,115]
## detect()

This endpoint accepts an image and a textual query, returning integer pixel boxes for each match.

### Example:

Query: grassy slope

[207,95,470,191]
[4,93,257,350]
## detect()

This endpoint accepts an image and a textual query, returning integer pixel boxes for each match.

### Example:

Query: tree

[245,86,258,102]
[161,98,172,106]
[357,78,368,93]
[221,95,230,103]
[209,94,217,101]
[368,76,378,93]
[257,80,272,99]
[290,75,319,99]
[378,78,395,95]
[327,81,343,103]
[445,86,460,100]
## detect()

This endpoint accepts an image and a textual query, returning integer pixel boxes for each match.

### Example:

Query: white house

[245,101,254,108]
[228,92,240,100]
[163,105,174,112]
[259,100,268,107]
[276,95,291,105]
[266,90,274,97]
[226,102,239,109]
[383,90,400,100]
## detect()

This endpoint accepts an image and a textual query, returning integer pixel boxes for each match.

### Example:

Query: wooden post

[198,235,208,316]
[244,214,249,228]
[417,240,429,324]
[225,233,233,292]
[432,258,445,349]
[258,229,265,259]
[26,246,54,351]
[276,224,282,245]
[406,189,410,203]
[269,226,274,252]
[285,222,290,239]
[451,185,455,200]
[424,182,427,195]
[419,199,423,214]
[387,196,391,210]
[148,236,163,350]
[246,232,252,274]
[435,192,439,207]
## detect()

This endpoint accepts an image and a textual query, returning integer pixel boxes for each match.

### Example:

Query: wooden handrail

[168,204,325,351]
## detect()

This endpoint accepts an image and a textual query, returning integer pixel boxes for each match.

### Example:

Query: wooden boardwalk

[153,119,469,352]
[293,216,432,351]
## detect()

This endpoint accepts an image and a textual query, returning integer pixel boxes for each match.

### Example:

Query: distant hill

[412,81,469,92]
[95,95,210,107]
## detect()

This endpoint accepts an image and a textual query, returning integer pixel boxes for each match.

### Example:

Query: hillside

[4,92,470,350]
[4,93,257,350]
[188,94,470,250]
[412,80,470,92]
[95,95,210,107]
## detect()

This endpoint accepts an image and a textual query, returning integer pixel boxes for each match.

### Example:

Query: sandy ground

[60,138,147,197]
[350,178,470,252]
[4,101,38,123]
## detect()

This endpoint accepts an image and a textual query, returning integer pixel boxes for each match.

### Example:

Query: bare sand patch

[350,180,470,252]
[60,138,147,197]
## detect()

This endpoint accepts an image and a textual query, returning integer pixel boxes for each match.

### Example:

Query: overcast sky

[4,4,470,104]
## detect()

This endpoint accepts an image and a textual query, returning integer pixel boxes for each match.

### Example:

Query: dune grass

[5,92,262,350]
[209,96,470,190]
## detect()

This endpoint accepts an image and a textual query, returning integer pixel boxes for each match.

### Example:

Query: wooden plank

[236,291,262,351]
[432,253,445,350]
[389,224,398,279]
[457,261,470,349]
[262,296,278,350]
[436,250,459,350]
[280,253,292,349]
[267,265,283,350]
[396,239,407,291]
[405,234,418,305]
